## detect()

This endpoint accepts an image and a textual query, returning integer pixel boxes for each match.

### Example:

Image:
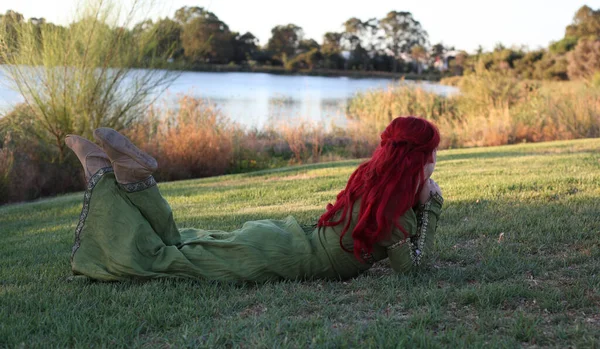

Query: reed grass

[349,72,600,148]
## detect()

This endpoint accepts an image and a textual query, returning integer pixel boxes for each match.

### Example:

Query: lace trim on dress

[71,167,114,262]
[410,199,431,266]
[118,176,157,193]
[386,193,443,266]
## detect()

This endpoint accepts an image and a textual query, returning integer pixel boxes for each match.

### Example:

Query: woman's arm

[386,182,444,273]
[410,193,444,266]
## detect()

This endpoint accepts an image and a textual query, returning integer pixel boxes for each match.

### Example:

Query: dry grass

[124,96,361,184]
[349,72,600,149]
[127,96,234,181]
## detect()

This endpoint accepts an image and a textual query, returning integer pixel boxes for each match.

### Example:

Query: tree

[174,6,205,24]
[342,18,362,52]
[151,18,183,60]
[430,43,445,60]
[567,38,600,82]
[132,18,183,61]
[267,24,303,60]
[566,5,600,40]
[285,48,322,70]
[548,6,600,56]
[513,50,545,79]
[321,32,344,69]
[322,32,342,54]
[533,54,569,81]
[232,32,258,63]
[342,17,378,70]
[494,42,506,52]
[0,10,25,56]
[0,1,178,163]
[298,38,320,53]
[179,7,234,64]
[549,36,578,54]
[380,11,428,72]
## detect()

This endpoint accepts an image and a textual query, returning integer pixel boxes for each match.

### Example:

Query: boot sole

[65,134,111,180]
[65,135,106,155]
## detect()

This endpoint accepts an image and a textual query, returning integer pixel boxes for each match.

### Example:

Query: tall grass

[126,96,370,181]
[347,82,457,132]
[0,0,177,163]
[126,96,235,181]
[348,70,600,148]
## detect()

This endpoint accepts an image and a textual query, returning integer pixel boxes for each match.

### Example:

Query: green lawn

[1,139,599,348]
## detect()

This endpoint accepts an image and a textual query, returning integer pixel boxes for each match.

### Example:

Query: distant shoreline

[167,63,443,81]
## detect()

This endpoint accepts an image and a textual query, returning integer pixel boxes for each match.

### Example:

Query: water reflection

[1,71,458,128]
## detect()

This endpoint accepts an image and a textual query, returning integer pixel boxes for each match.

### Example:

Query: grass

[1,138,599,348]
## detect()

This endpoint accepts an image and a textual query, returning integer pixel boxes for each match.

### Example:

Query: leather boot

[65,135,112,182]
[93,127,158,184]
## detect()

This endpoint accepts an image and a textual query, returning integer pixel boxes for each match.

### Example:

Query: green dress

[71,168,443,282]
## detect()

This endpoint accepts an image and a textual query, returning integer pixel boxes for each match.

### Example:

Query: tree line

[0,5,599,81]
[0,6,442,76]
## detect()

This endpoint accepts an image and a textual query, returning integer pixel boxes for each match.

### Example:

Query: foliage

[380,11,428,72]
[267,24,303,60]
[567,38,600,82]
[126,96,234,181]
[0,104,84,203]
[549,36,578,54]
[178,7,234,64]
[566,5,600,40]
[0,2,178,163]
[3,5,599,79]
[134,17,183,61]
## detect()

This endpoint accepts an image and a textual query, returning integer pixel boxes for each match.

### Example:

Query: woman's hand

[419,178,442,204]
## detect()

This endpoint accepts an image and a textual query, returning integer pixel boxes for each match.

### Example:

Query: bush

[0,105,84,204]
[0,144,13,201]
[126,96,234,181]
[0,0,177,163]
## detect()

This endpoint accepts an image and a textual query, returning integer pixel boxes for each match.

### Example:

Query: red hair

[318,116,440,261]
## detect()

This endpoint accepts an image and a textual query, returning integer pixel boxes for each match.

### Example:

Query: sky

[2,0,600,53]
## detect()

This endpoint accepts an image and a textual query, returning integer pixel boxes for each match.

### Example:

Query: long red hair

[318,116,440,260]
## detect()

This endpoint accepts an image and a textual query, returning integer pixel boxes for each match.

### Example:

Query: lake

[0,71,457,128]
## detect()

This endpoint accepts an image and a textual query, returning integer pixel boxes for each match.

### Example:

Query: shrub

[0,0,178,163]
[567,39,600,82]
[126,96,233,181]
[0,104,84,204]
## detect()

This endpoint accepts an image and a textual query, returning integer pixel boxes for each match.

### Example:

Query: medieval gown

[71,168,444,282]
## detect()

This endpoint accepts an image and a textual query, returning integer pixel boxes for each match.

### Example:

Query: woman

[66,116,443,282]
